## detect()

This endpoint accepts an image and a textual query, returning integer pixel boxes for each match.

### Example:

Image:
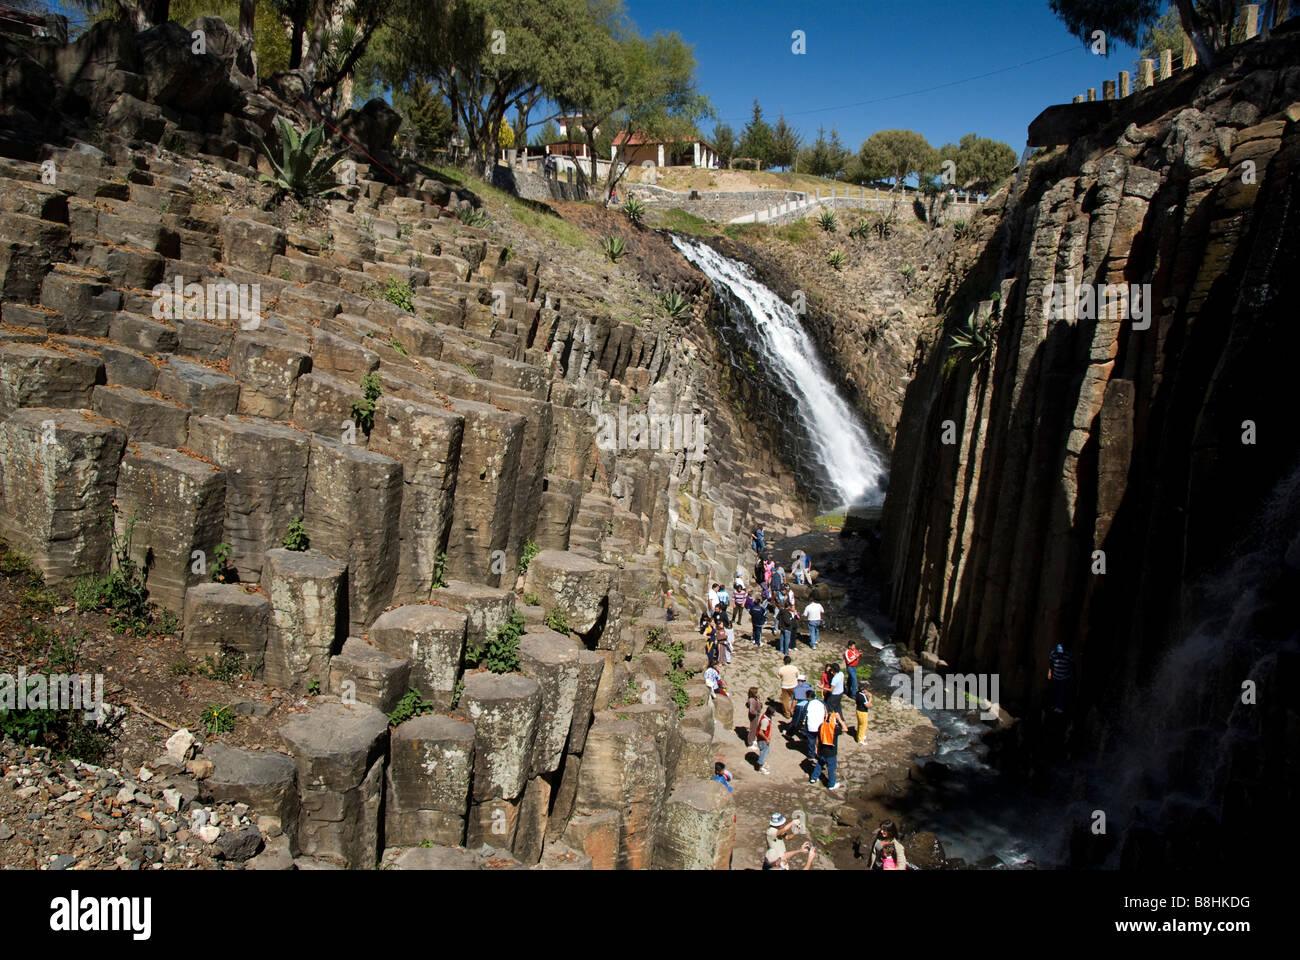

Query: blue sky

[624,0,1151,153]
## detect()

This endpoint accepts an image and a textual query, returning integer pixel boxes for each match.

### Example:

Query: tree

[396,80,453,155]
[737,100,773,169]
[711,122,736,166]
[938,133,1018,192]
[826,127,850,180]
[858,129,938,191]
[534,119,560,149]
[801,125,832,177]
[1139,4,1185,57]
[1044,0,1248,70]
[769,113,802,171]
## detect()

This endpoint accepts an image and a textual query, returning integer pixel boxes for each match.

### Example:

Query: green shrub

[951,219,969,239]
[253,118,347,202]
[382,276,415,313]
[518,539,540,575]
[818,210,838,232]
[432,551,449,589]
[195,646,245,684]
[387,687,434,726]
[466,610,526,674]
[602,236,627,262]
[659,290,691,320]
[544,608,569,634]
[282,517,309,552]
[211,542,234,583]
[523,591,540,607]
[826,250,846,270]
[201,703,236,734]
[306,678,321,696]
[623,196,646,224]
[77,511,154,634]
[351,370,383,436]
[667,668,691,717]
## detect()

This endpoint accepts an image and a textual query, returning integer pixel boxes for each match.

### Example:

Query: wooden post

[1119,70,1131,97]
[1179,35,1195,71]
[1140,58,1155,88]
[1073,94,1084,103]
[1087,88,1097,101]
[1103,80,1116,100]
[1244,3,1260,37]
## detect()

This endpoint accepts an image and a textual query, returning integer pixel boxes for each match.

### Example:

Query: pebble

[49,854,76,870]
[140,818,159,838]
[0,822,12,840]
[162,788,184,812]
[197,825,220,844]
[137,767,153,782]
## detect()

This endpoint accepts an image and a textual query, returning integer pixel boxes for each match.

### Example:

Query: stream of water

[671,235,888,510]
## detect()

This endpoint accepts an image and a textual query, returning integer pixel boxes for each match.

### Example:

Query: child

[665,588,675,622]
[713,761,733,792]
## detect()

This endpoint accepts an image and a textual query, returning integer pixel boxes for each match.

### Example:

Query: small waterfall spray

[671,235,888,509]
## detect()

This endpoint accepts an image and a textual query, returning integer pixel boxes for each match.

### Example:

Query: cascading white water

[672,235,888,509]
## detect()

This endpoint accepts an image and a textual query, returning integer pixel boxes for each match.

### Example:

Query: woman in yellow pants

[854,688,871,743]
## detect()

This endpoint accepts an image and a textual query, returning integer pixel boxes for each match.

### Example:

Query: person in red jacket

[844,640,862,699]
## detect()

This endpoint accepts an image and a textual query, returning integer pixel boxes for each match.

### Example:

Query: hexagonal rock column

[382,845,476,870]
[466,795,520,850]
[328,638,410,714]
[368,396,463,605]
[563,810,621,871]
[0,408,125,582]
[523,550,615,638]
[615,702,684,788]
[512,774,552,865]
[280,702,389,870]
[443,398,524,586]
[435,580,513,649]
[200,743,300,851]
[575,716,667,869]
[456,672,540,803]
[183,583,270,661]
[569,649,606,754]
[677,728,716,782]
[113,443,225,616]
[517,632,579,777]
[304,436,402,633]
[651,780,736,870]
[368,604,467,710]
[263,548,347,695]
[384,714,475,848]
[0,343,102,418]
[186,415,309,582]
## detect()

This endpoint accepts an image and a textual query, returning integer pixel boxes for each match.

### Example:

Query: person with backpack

[717,582,730,610]
[867,820,907,870]
[804,694,826,764]
[745,686,763,750]
[755,706,774,774]
[777,604,796,655]
[854,686,872,744]
[844,641,861,699]
[811,708,846,789]
[787,678,811,739]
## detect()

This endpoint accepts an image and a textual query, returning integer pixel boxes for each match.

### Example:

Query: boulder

[200,743,299,849]
[328,637,410,714]
[183,583,270,661]
[652,779,736,870]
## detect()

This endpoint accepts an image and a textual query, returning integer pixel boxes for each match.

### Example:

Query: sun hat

[769,813,786,827]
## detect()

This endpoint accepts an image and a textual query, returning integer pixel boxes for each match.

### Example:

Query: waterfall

[671,235,888,509]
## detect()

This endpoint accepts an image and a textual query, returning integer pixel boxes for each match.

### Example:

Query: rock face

[880,31,1300,865]
[653,779,736,870]
[523,549,614,636]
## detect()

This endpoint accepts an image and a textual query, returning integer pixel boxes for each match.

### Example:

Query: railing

[731,186,984,226]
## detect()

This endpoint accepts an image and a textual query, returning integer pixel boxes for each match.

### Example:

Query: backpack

[818,715,837,746]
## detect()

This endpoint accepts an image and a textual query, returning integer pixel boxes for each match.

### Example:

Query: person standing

[752,524,766,555]
[1048,644,1075,713]
[854,686,872,744]
[825,664,845,716]
[756,707,774,773]
[844,640,861,699]
[707,582,720,613]
[777,605,795,655]
[811,709,846,789]
[772,564,785,597]
[803,598,824,648]
[788,677,811,739]
[777,656,799,717]
[749,600,767,647]
[733,580,748,620]
[804,694,826,765]
[665,588,675,622]
[745,686,763,750]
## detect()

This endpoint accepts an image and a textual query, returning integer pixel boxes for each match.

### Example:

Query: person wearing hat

[766,812,795,861]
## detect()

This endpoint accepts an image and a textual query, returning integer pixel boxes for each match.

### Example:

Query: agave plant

[623,196,646,224]
[254,118,348,202]
[659,290,690,320]
[826,250,846,271]
[602,236,627,263]
[941,306,1000,380]
[951,219,970,239]
[848,219,870,241]
[818,210,838,232]
[459,207,490,228]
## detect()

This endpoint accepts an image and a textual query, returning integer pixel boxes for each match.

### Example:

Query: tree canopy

[937,134,1018,192]
[858,129,939,190]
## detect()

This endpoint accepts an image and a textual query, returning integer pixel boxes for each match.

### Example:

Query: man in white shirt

[707,583,719,612]
[803,600,824,648]
[804,696,826,765]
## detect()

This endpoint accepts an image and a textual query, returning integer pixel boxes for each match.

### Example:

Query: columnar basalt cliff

[880,27,1300,862]
[0,17,813,869]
